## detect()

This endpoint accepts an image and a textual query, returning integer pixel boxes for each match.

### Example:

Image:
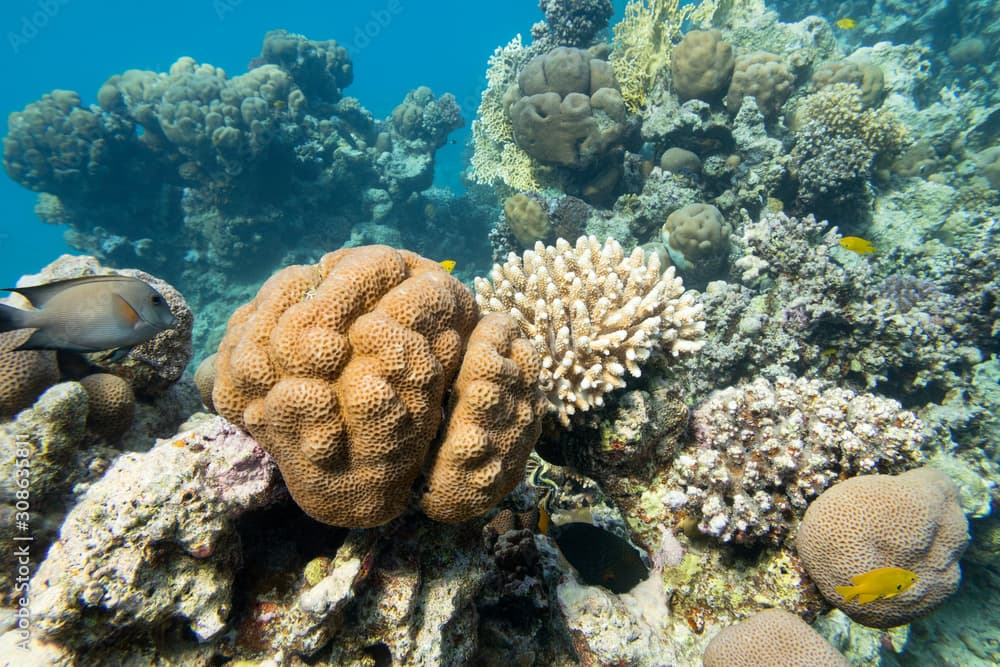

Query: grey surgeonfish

[0,275,177,357]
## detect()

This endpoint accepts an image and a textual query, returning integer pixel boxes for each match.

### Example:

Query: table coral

[475,236,705,426]
[213,246,544,528]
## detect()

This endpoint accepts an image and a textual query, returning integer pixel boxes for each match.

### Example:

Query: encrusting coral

[213,245,545,528]
[475,236,705,426]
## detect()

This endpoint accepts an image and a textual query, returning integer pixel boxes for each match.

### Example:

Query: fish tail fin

[0,302,35,333]
[835,585,859,603]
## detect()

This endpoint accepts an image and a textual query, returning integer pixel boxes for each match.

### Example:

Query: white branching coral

[475,236,705,426]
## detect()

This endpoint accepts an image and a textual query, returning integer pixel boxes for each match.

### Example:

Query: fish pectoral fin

[835,585,859,602]
[111,294,143,329]
[107,346,133,362]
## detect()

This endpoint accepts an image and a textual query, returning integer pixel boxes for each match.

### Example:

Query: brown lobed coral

[0,330,59,418]
[670,29,735,103]
[213,246,544,527]
[503,46,626,169]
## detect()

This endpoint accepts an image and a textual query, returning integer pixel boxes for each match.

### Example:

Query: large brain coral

[796,467,969,628]
[213,246,544,527]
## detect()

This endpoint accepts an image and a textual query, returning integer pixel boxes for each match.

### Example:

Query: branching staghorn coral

[610,0,719,112]
[475,236,705,426]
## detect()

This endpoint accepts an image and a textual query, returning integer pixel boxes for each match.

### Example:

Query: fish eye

[151,295,163,304]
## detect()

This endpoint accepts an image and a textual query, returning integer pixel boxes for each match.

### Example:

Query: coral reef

[796,467,970,628]
[12,415,280,647]
[475,236,705,426]
[669,375,925,544]
[531,0,614,50]
[610,0,718,111]
[4,32,469,377]
[791,82,907,213]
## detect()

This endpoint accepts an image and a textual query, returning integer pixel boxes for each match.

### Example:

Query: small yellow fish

[835,567,918,605]
[839,236,875,255]
[537,502,550,535]
[439,260,457,273]
[836,18,858,30]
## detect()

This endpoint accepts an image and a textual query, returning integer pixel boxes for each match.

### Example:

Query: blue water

[0,0,567,287]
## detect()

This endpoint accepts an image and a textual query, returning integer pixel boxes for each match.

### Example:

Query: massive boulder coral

[725,51,794,117]
[0,329,59,418]
[503,46,627,169]
[669,375,926,545]
[796,467,969,628]
[213,246,545,527]
[670,29,735,103]
[703,609,850,667]
[475,236,705,426]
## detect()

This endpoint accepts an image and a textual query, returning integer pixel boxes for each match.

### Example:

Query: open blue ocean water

[0,0,590,287]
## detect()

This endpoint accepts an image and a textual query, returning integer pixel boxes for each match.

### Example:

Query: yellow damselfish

[439,260,457,273]
[836,18,858,30]
[835,566,918,604]
[839,236,875,255]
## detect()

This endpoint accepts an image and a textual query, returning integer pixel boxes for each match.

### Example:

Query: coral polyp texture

[474,236,705,426]
[213,245,544,527]
[703,608,850,667]
[669,375,925,545]
[796,467,969,628]
[419,313,548,522]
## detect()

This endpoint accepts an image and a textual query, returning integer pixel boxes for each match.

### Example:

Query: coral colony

[1,0,999,664]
